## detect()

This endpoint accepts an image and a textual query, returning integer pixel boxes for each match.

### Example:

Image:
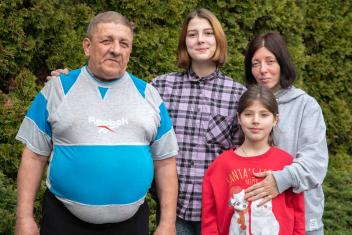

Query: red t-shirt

[202,147,305,235]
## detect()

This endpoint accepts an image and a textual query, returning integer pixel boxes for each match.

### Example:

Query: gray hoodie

[272,86,329,233]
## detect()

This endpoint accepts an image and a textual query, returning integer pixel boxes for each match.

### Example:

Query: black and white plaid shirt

[151,67,246,221]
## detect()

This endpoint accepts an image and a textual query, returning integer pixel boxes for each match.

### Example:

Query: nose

[197,33,204,44]
[110,41,121,54]
[252,114,260,123]
[259,62,268,73]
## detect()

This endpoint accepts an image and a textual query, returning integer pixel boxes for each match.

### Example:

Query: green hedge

[0,1,351,234]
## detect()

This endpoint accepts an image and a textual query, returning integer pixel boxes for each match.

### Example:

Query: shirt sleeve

[16,88,53,156]
[146,83,178,160]
[273,98,329,193]
[202,170,220,235]
[230,85,246,147]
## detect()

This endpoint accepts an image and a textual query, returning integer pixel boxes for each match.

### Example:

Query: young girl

[201,85,305,235]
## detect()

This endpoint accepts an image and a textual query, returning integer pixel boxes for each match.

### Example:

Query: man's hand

[16,148,48,235]
[15,216,39,235]
[46,68,69,81]
[244,171,279,206]
[153,222,176,235]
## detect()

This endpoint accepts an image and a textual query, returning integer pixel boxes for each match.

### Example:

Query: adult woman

[151,8,246,235]
[244,31,328,235]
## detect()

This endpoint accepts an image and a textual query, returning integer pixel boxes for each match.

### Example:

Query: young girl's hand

[244,171,279,206]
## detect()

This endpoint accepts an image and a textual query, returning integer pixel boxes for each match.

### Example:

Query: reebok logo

[88,116,128,133]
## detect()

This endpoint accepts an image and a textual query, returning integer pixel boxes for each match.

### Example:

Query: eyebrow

[99,34,132,42]
[100,35,113,39]
[187,27,213,32]
[244,108,271,112]
[252,56,276,61]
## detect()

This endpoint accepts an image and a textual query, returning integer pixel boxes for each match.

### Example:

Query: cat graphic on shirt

[251,199,279,235]
[228,189,249,235]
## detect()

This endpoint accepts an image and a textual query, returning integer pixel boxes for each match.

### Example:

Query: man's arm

[15,147,48,235]
[153,156,178,235]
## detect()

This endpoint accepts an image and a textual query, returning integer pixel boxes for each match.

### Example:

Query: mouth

[195,48,208,52]
[106,58,121,63]
[249,128,262,133]
[259,77,270,82]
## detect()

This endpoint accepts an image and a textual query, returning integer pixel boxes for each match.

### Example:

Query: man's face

[83,22,133,81]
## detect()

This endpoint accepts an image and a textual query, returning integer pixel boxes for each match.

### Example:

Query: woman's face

[251,47,281,92]
[185,17,216,64]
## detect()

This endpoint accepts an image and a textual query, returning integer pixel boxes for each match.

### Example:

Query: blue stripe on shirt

[129,73,146,98]
[154,102,173,141]
[60,68,81,95]
[49,145,154,205]
[26,92,52,137]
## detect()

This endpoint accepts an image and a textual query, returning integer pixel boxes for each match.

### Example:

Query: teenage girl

[202,85,305,235]
[150,8,246,235]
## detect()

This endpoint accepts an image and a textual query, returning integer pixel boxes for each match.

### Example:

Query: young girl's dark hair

[237,85,278,145]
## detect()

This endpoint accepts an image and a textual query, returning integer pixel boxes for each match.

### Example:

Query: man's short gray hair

[86,11,134,39]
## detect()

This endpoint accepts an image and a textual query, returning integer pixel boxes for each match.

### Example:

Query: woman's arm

[245,98,328,202]
[273,98,328,194]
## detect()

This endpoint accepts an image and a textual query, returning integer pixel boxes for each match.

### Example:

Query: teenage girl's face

[238,100,278,145]
[185,17,217,64]
[251,47,281,92]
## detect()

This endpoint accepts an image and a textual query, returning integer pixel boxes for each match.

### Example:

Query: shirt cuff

[272,168,293,194]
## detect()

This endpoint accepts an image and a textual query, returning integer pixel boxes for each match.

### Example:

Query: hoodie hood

[274,86,306,104]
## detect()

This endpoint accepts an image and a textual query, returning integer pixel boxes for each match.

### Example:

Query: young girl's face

[238,100,278,145]
[251,47,281,92]
[185,16,216,64]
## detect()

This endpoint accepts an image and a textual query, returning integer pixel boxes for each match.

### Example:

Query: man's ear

[83,38,91,57]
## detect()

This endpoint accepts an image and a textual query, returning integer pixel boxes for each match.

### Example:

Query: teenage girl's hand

[244,171,279,206]
[46,68,69,81]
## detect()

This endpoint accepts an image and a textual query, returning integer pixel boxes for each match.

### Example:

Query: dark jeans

[175,217,201,235]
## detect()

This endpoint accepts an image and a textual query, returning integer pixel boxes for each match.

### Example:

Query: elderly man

[15,11,178,235]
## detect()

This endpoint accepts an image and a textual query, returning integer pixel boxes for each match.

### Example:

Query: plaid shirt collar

[187,66,221,82]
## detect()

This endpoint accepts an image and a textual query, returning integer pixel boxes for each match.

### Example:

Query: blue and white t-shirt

[16,66,178,224]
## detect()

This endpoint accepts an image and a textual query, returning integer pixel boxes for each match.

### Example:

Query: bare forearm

[154,156,178,233]
[16,148,48,219]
